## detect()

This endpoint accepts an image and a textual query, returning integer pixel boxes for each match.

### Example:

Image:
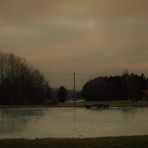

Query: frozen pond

[0,107,148,139]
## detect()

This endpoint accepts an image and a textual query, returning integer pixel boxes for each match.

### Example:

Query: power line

[41,72,96,78]
[76,73,96,78]
[43,72,73,75]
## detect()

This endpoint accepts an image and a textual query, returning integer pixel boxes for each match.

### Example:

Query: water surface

[0,107,148,139]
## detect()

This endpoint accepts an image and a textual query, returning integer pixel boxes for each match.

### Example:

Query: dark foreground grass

[0,135,148,148]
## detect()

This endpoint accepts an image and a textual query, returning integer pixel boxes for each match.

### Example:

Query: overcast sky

[0,0,148,88]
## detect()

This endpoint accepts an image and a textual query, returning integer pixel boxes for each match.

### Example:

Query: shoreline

[0,105,148,108]
[0,135,148,140]
[0,100,148,108]
[0,134,148,141]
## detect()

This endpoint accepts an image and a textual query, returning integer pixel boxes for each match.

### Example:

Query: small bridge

[85,104,109,109]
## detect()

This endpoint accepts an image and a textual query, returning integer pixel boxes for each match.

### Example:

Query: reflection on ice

[0,107,148,139]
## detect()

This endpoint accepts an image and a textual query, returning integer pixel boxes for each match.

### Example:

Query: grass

[61,100,148,107]
[0,100,148,108]
[0,135,148,148]
[83,100,148,107]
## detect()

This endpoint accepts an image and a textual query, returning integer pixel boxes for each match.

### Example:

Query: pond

[0,107,148,139]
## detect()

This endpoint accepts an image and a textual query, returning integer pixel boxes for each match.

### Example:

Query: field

[0,100,148,108]
[55,100,148,107]
[0,135,148,148]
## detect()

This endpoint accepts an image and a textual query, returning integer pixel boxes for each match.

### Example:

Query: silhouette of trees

[82,73,148,101]
[57,86,67,103]
[0,52,51,105]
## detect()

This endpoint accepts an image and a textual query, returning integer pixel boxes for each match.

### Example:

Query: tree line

[82,73,148,101]
[0,52,51,105]
[0,52,148,104]
[0,52,69,105]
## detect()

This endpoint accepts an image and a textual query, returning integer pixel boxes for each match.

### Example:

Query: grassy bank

[60,100,148,108]
[0,100,148,108]
[0,135,148,148]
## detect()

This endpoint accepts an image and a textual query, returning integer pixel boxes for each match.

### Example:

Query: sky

[0,0,148,88]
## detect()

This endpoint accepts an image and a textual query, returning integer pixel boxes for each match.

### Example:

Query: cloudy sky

[0,0,148,88]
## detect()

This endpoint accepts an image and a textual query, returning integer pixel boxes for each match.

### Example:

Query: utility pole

[73,72,76,122]
[73,72,76,107]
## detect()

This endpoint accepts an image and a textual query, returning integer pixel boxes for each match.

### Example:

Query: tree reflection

[0,108,47,134]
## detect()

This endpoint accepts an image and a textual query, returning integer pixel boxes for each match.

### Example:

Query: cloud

[0,0,148,24]
[0,0,148,88]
